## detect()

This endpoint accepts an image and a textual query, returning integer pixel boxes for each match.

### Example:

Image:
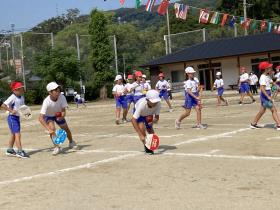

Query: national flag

[210,12,220,24]
[221,14,229,26]
[229,16,236,28]
[242,18,251,29]
[174,3,180,18]
[199,9,210,24]
[157,0,169,15]
[135,0,141,8]
[146,0,156,12]
[120,0,125,5]
[268,22,273,32]
[178,4,189,20]
[261,20,267,32]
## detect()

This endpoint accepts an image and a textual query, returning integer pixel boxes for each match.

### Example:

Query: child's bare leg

[14,133,22,150]
[271,106,280,126]
[59,123,73,142]
[166,99,172,109]
[123,108,128,120]
[178,109,191,122]
[252,106,266,125]
[217,96,221,105]
[195,106,202,125]
[138,122,147,144]
[8,134,15,149]
[115,108,121,120]
[47,121,56,145]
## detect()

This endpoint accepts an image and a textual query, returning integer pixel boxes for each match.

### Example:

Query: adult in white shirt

[39,82,78,155]
[274,65,280,87]
[249,72,259,95]
[251,62,280,130]
[131,90,161,154]
[238,67,255,105]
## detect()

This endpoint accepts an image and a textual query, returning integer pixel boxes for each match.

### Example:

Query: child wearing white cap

[213,72,228,106]
[39,82,78,155]
[131,90,161,154]
[175,67,206,129]
[155,73,173,112]
[112,75,128,124]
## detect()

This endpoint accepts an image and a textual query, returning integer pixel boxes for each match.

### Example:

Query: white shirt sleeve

[4,95,15,107]
[155,81,160,89]
[221,79,224,86]
[132,105,142,119]
[155,103,161,115]
[40,99,48,115]
[185,80,192,90]
[61,95,68,108]
[112,85,117,92]
[259,75,266,86]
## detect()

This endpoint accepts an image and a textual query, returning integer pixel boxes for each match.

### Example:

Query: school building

[143,32,280,91]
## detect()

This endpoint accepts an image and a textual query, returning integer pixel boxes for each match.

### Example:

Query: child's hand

[11,110,17,115]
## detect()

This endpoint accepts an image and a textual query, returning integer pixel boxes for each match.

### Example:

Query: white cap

[216,72,222,76]
[146,90,161,103]
[142,74,147,79]
[46,82,60,92]
[74,91,77,95]
[185,67,196,74]
[115,75,122,81]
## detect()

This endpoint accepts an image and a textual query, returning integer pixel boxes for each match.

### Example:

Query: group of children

[2,81,78,158]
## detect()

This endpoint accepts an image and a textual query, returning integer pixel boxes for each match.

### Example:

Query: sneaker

[250,123,262,129]
[52,146,61,156]
[5,148,17,157]
[69,141,78,149]
[144,146,154,155]
[175,119,181,129]
[16,150,29,159]
[195,124,207,129]
[169,108,174,113]
[115,119,120,125]
[225,100,229,106]
[239,101,243,105]
[252,99,256,103]
[122,119,127,123]
[276,126,280,131]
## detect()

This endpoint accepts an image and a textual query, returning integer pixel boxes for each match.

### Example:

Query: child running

[250,62,280,130]
[74,92,86,108]
[213,72,228,106]
[239,67,256,105]
[175,67,206,129]
[132,71,145,104]
[39,82,78,155]
[1,81,29,158]
[131,89,161,155]
[155,73,173,112]
[112,75,128,124]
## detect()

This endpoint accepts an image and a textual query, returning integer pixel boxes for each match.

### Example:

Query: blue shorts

[159,90,169,100]
[115,96,128,109]
[126,95,134,104]
[260,90,271,107]
[7,115,20,134]
[217,87,224,96]
[44,116,66,125]
[133,95,144,104]
[183,92,199,109]
[76,98,84,104]
[136,116,153,130]
[240,82,250,93]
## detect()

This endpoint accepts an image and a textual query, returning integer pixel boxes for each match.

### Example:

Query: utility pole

[76,34,80,61]
[19,34,26,89]
[243,0,248,36]
[10,23,15,65]
[113,35,118,74]
[166,7,172,54]
[122,55,126,79]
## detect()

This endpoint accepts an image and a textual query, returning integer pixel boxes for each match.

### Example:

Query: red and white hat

[158,73,164,77]
[127,74,133,79]
[259,61,273,71]
[135,71,143,77]
[10,81,24,91]
[240,66,246,71]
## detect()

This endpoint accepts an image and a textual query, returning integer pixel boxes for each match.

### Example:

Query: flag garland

[145,0,156,12]
[157,0,169,16]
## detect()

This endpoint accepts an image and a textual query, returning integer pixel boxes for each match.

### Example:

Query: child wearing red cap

[1,81,29,158]
[251,62,280,130]
[131,71,145,104]
[155,73,173,112]
[239,67,256,105]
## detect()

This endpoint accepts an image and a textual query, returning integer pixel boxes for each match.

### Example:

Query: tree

[88,9,114,97]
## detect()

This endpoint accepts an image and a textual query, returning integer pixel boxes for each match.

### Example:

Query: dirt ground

[1,93,280,210]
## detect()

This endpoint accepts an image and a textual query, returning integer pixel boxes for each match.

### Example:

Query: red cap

[127,74,133,79]
[135,71,143,77]
[276,65,280,70]
[259,61,273,71]
[158,73,164,77]
[10,81,24,91]
[240,67,246,71]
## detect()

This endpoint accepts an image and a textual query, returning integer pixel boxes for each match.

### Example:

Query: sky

[0,0,139,31]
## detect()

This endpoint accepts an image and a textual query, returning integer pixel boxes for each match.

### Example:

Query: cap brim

[13,85,24,90]
[48,85,60,91]
[148,98,161,103]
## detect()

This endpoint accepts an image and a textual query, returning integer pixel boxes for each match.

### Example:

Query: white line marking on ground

[173,128,251,146]
[266,136,280,141]
[163,152,280,160]
[0,153,140,186]
[77,149,141,154]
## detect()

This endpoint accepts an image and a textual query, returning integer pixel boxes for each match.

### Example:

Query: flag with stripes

[229,16,236,28]
[178,5,189,20]
[135,0,141,8]
[199,9,210,24]
[210,12,220,24]
[146,0,156,12]
[267,22,273,32]
[221,14,229,26]
[261,20,267,32]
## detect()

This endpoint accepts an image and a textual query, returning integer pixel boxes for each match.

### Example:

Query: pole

[50,32,54,48]
[20,34,26,89]
[243,0,248,36]
[6,46,9,65]
[113,35,118,74]
[164,35,168,55]
[166,7,172,54]
[123,55,126,79]
[0,47,2,70]
[76,34,81,61]
[234,24,238,37]
[11,24,15,65]
[202,28,206,42]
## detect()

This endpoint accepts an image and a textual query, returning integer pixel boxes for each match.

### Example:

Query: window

[171,70,185,83]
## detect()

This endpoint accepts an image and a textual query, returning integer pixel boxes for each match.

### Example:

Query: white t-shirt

[259,74,271,90]
[214,79,224,88]
[156,80,170,90]
[125,83,134,95]
[112,84,125,95]
[40,94,68,116]
[240,73,249,83]
[249,74,258,85]
[143,82,151,91]
[4,94,25,116]
[132,82,144,96]
[275,72,280,82]
[133,97,161,119]
[184,77,199,93]
[75,94,81,100]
